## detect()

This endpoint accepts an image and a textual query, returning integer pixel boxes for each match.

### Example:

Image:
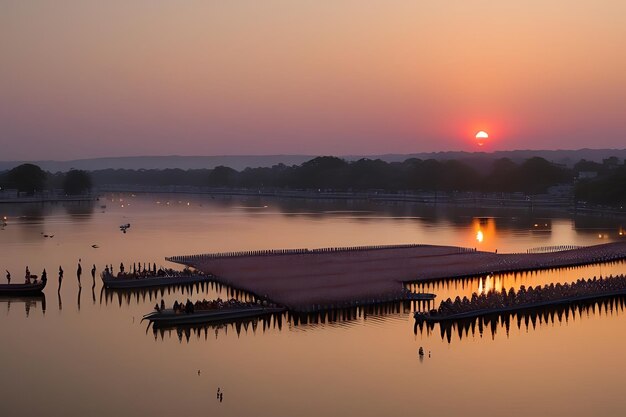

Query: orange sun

[475,130,489,146]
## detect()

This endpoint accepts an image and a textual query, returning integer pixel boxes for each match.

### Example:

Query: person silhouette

[5,270,10,284]
[58,266,64,291]
[77,260,82,287]
[91,264,96,280]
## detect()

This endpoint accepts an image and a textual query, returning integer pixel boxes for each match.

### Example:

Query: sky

[1,1,626,160]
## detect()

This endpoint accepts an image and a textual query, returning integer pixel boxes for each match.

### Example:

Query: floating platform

[167,242,626,312]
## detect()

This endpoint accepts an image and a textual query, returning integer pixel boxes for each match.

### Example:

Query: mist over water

[1,194,625,416]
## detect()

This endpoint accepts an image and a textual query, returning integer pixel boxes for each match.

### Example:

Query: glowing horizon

[1,1,626,160]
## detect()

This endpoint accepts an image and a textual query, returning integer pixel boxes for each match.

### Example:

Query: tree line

[0,164,92,195]
[89,156,574,194]
[2,156,625,204]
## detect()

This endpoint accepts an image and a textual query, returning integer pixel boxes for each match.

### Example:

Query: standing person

[91,264,96,280]
[58,266,64,292]
[5,270,10,284]
[41,269,47,285]
[77,259,82,287]
[25,266,31,284]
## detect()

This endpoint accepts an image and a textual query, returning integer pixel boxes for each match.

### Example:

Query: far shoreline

[96,185,626,216]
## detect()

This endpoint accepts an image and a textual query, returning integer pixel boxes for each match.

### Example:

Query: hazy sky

[2,1,626,160]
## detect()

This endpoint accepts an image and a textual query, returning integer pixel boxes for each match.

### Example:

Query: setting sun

[475,130,489,146]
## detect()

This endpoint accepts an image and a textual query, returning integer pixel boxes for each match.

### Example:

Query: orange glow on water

[471,217,497,250]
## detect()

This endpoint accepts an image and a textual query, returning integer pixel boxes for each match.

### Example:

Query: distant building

[0,188,19,199]
[578,171,598,180]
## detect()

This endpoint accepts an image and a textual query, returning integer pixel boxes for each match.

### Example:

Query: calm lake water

[1,194,626,417]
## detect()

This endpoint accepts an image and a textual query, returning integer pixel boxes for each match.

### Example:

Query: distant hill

[1,149,626,172]
[0,155,316,172]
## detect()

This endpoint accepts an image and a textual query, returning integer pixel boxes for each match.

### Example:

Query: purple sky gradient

[2,1,626,160]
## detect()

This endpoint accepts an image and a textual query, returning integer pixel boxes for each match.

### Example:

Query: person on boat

[119,262,124,274]
[160,299,165,311]
[5,270,10,284]
[154,303,160,312]
[173,300,180,312]
[41,269,47,284]
[25,266,31,284]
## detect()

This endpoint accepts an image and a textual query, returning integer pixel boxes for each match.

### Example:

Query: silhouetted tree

[439,160,480,191]
[295,156,349,189]
[3,164,46,194]
[63,170,92,195]
[208,166,238,186]
[517,157,570,193]
[575,164,626,204]
[485,158,519,192]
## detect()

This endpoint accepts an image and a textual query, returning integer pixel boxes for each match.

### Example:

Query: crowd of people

[21,266,48,285]
[428,274,626,318]
[104,262,199,279]
[154,297,261,314]
[4,266,49,285]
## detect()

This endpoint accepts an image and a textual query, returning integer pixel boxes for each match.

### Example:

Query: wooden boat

[143,305,285,327]
[0,280,46,296]
[101,272,213,289]
[415,288,626,323]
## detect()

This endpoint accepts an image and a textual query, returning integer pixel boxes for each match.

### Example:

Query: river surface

[1,193,625,417]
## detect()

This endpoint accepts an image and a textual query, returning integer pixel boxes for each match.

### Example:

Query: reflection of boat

[101,272,212,289]
[0,293,47,317]
[143,306,285,327]
[0,293,45,303]
[415,289,626,323]
[0,280,46,296]
[415,295,626,344]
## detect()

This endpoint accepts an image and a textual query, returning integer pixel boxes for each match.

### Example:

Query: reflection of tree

[64,202,95,220]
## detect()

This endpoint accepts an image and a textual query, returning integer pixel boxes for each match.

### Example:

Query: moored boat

[0,280,46,296]
[143,305,285,327]
[101,272,213,289]
[414,277,626,323]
